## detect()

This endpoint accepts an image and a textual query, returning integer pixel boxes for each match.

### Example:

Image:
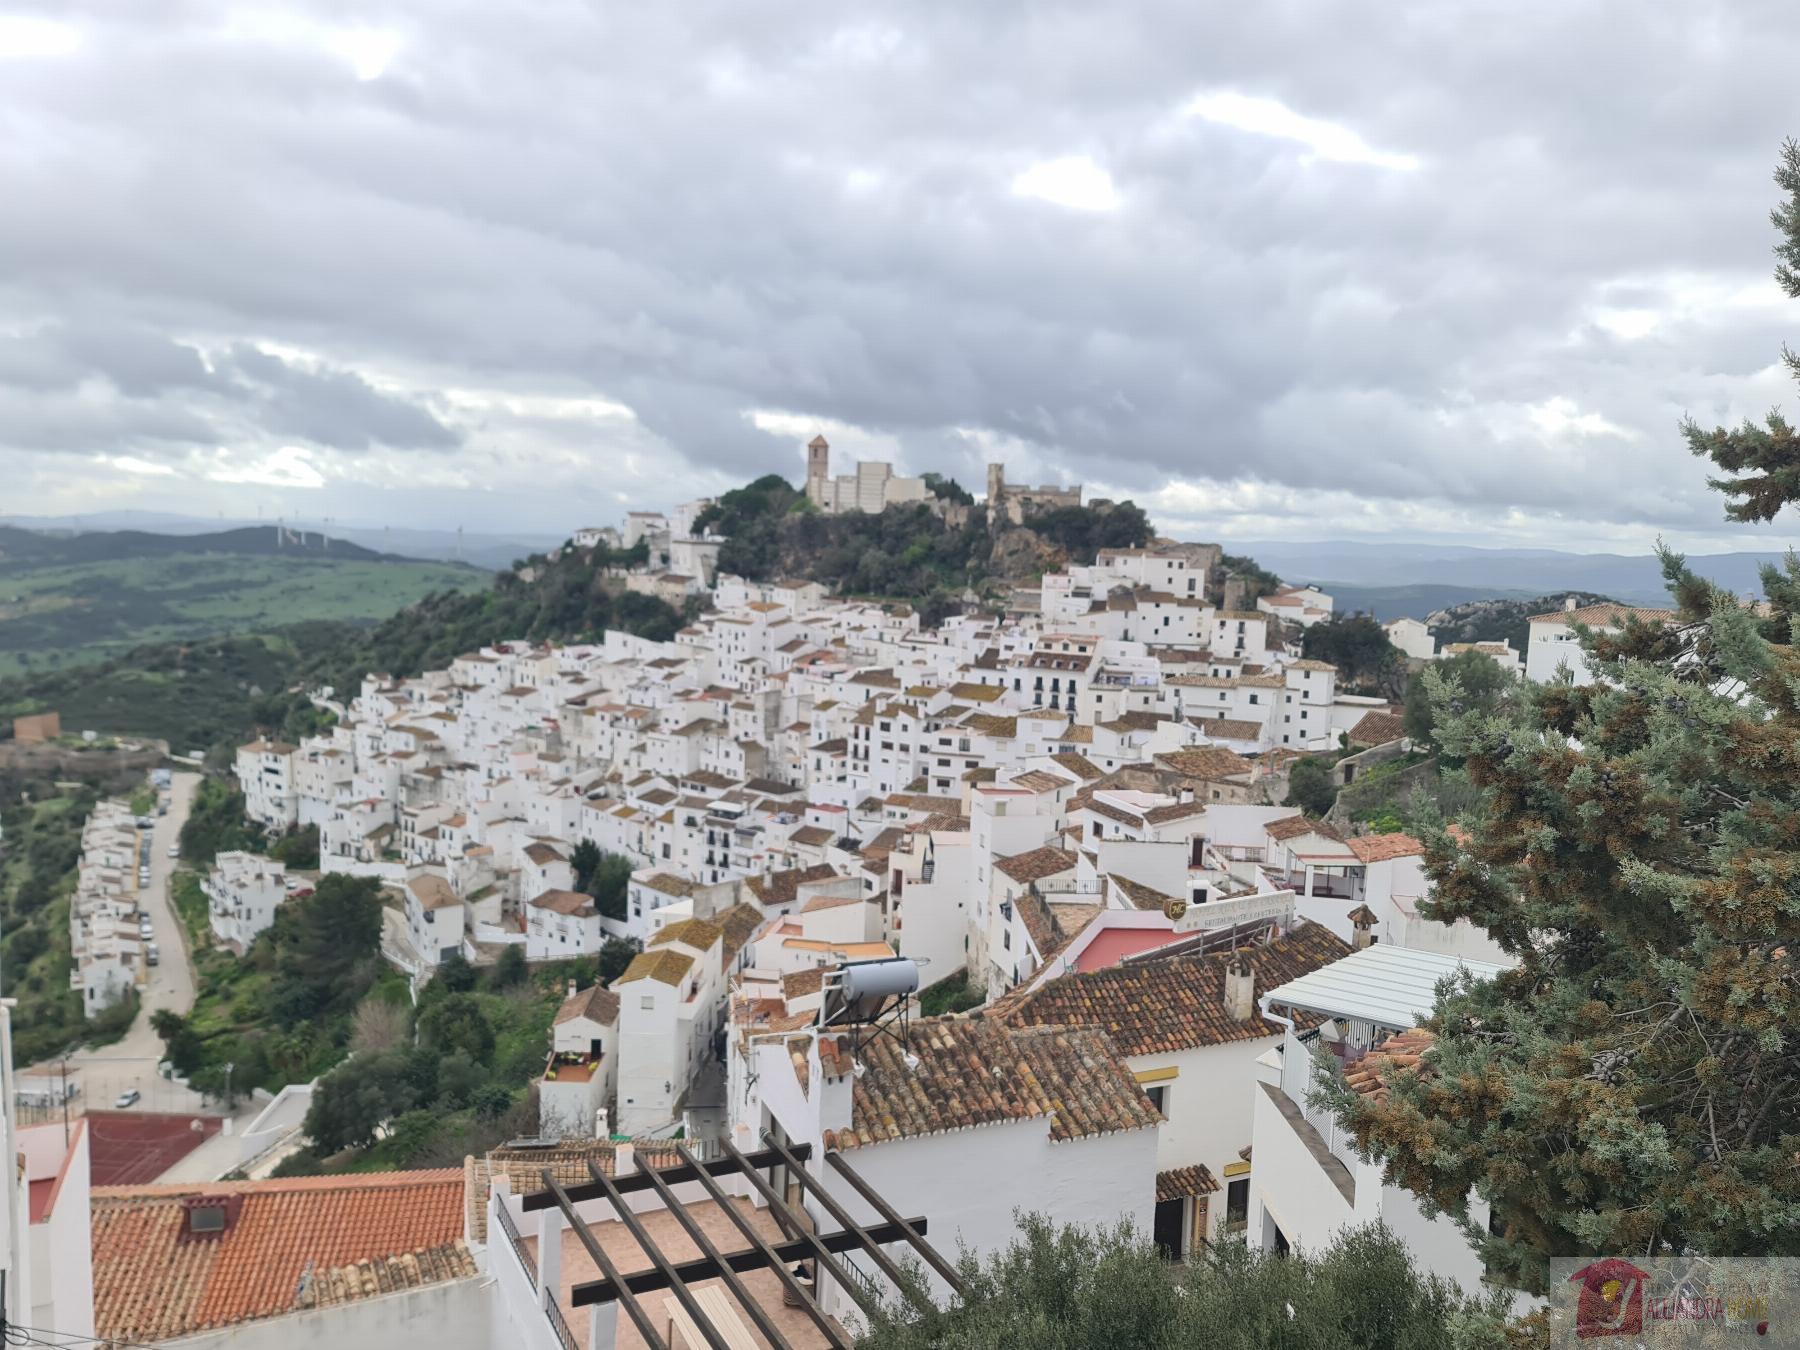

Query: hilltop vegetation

[1424,591,1620,654]
[703,472,1153,614]
[0,540,690,754]
[0,524,487,676]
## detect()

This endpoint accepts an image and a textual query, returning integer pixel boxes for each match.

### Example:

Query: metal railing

[1279,1030,1362,1172]
[544,1297,578,1350]
[494,1198,536,1286]
[1035,878,1103,896]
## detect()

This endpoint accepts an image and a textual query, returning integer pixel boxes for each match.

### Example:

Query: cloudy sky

[5,1,1800,552]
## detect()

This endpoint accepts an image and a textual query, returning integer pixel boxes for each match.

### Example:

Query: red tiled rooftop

[92,1169,468,1342]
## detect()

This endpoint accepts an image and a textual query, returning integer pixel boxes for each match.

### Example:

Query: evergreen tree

[859,1217,1513,1349]
[1333,144,1800,1293]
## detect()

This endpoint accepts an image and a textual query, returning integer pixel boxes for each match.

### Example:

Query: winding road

[31,771,211,1115]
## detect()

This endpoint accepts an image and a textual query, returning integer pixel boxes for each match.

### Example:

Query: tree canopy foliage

[1335,147,1800,1294]
[859,1217,1516,1350]
[572,838,632,921]
[1684,138,1800,522]
[1301,614,1401,692]
[1402,648,1516,750]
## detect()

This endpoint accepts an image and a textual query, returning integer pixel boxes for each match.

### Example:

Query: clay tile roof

[1347,711,1408,748]
[1265,814,1340,842]
[1142,799,1209,825]
[469,1142,680,1240]
[965,713,1018,739]
[522,841,566,865]
[1108,873,1178,910]
[782,967,826,999]
[91,1170,468,1343]
[641,873,696,897]
[1156,1165,1222,1203]
[406,873,459,911]
[995,845,1077,884]
[648,917,724,951]
[1345,832,1425,863]
[715,903,766,963]
[749,863,842,907]
[1342,1027,1437,1104]
[1194,717,1265,741]
[1155,747,1254,780]
[554,983,621,1027]
[620,947,695,986]
[1525,602,1678,626]
[998,924,1352,1055]
[1050,752,1104,782]
[531,888,597,917]
[1011,770,1071,793]
[834,1019,1159,1150]
[790,825,833,847]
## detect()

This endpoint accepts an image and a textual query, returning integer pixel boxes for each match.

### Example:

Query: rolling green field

[0,553,488,676]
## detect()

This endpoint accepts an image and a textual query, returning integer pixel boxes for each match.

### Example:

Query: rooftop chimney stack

[1224,951,1255,1022]
[1565,595,1577,612]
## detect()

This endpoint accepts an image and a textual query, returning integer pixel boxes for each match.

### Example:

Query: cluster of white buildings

[1388,597,1683,686]
[207,499,1564,1343]
[203,849,291,951]
[67,798,150,1017]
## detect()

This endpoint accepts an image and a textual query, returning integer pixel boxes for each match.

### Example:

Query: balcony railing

[1036,878,1103,897]
[494,1198,536,1286]
[544,1297,577,1350]
[1278,1030,1362,1172]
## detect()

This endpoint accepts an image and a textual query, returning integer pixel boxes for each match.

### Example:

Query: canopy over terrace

[515,1137,964,1350]
[1259,942,1508,1032]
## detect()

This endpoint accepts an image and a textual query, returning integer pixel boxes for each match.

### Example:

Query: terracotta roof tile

[92,1170,468,1343]
[1345,832,1425,863]
[995,846,1077,884]
[1342,1027,1437,1104]
[1154,747,1254,781]
[998,924,1352,1055]
[749,863,843,907]
[831,1020,1159,1150]
[1156,1165,1222,1202]
[553,983,620,1027]
[1347,711,1408,747]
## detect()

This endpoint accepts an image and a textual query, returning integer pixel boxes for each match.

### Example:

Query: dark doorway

[1153,1197,1186,1260]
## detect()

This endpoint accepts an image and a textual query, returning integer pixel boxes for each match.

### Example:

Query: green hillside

[0,526,489,676]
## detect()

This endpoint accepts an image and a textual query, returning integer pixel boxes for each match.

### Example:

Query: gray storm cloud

[1,0,1797,543]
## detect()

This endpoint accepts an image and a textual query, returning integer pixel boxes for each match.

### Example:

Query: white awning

[1260,943,1508,1030]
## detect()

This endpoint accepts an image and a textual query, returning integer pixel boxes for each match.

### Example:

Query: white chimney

[1224,951,1255,1022]
[1564,596,1577,612]
[594,1107,609,1139]
[567,980,577,1001]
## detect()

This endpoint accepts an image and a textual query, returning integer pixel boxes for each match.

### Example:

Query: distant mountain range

[0,511,562,573]
[0,523,393,567]
[1240,541,1793,616]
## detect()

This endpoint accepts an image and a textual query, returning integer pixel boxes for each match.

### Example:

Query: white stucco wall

[167,1277,491,1350]
[829,1121,1159,1312]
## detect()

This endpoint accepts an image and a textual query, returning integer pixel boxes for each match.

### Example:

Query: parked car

[146,943,160,967]
[136,816,155,830]
[138,921,153,940]
[114,1088,140,1109]
[167,844,180,859]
